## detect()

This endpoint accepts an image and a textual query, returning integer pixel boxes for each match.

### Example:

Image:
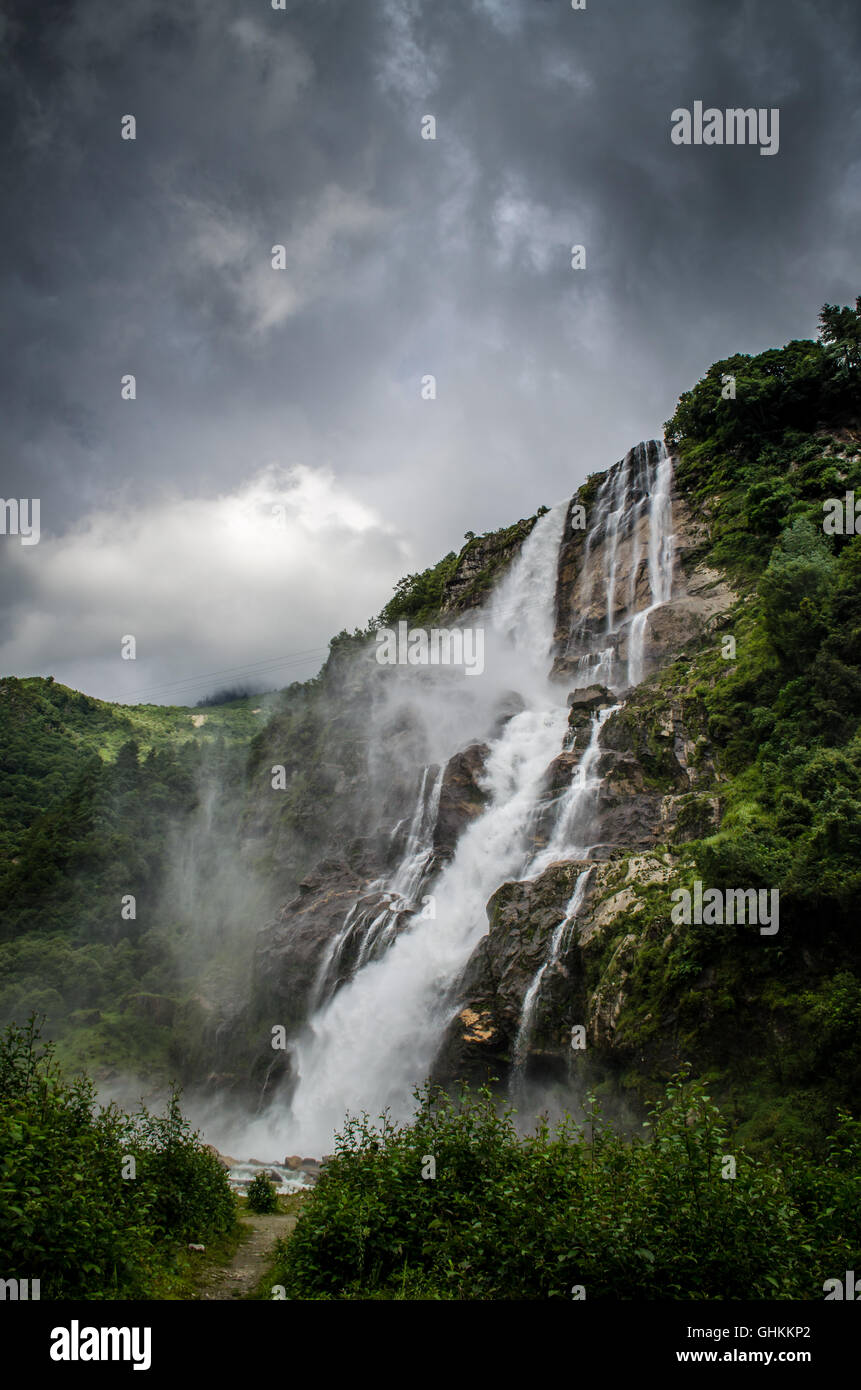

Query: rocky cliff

[248,439,743,1117]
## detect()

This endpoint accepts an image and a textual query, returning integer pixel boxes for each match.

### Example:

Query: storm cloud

[1,0,858,699]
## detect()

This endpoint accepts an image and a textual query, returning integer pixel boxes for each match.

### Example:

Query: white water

[561,440,675,690]
[627,447,675,686]
[310,764,444,1008]
[604,456,630,635]
[241,444,679,1156]
[512,866,593,1071]
[526,703,620,878]
[283,502,570,1151]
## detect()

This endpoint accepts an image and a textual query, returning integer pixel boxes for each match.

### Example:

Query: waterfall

[354,765,444,968]
[310,764,444,1008]
[511,866,594,1073]
[627,446,675,686]
[258,442,679,1154]
[488,501,567,668]
[526,702,620,878]
[561,439,674,691]
[283,502,569,1151]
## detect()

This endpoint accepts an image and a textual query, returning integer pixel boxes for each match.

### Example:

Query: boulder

[566,684,615,711]
[433,743,490,858]
[491,690,527,734]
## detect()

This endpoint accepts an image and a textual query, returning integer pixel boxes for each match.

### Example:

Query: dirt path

[198,1212,297,1300]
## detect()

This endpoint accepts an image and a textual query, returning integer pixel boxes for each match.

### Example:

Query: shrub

[271,1072,860,1300]
[124,1090,236,1241]
[246,1173,279,1214]
[0,1016,236,1298]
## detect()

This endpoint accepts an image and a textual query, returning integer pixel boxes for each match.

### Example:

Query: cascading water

[511,865,594,1073]
[283,501,570,1150]
[266,442,679,1153]
[310,764,444,1008]
[505,444,676,1073]
[627,447,675,686]
[526,703,620,878]
[561,440,675,690]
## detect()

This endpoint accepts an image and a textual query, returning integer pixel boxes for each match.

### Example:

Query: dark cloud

[1,0,859,697]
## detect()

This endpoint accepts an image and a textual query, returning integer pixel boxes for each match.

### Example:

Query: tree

[760,518,837,668]
[819,298,861,376]
[115,739,141,780]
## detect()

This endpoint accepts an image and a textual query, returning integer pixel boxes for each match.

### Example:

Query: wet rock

[551,463,736,681]
[439,521,536,615]
[431,861,593,1086]
[432,853,680,1087]
[433,743,490,858]
[492,690,527,735]
[543,750,583,793]
[566,684,616,711]
[254,857,384,1032]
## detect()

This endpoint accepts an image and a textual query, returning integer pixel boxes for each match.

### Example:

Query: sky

[0,0,859,703]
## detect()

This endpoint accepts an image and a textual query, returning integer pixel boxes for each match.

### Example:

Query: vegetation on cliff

[0,677,271,1081]
[628,299,861,1142]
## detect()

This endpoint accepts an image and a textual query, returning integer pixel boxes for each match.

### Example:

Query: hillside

[0,301,859,1157]
[0,518,546,1089]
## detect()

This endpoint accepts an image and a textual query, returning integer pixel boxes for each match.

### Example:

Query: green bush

[246,1172,279,1214]
[759,519,837,669]
[0,1017,236,1298]
[124,1090,236,1241]
[271,1073,860,1300]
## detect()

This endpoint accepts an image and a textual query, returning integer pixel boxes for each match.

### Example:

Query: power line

[126,652,329,701]
[130,650,325,694]
[123,645,331,702]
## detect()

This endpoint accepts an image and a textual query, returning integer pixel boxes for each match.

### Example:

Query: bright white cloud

[0,467,410,703]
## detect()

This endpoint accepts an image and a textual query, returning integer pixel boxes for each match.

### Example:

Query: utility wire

[124,645,331,701]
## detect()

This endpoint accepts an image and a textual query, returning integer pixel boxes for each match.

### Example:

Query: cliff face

[248,441,740,1110]
[248,369,861,1146]
[439,518,537,615]
[431,853,678,1088]
[552,446,735,683]
[248,527,541,1086]
[429,683,726,1094]
[416,445,741,1104]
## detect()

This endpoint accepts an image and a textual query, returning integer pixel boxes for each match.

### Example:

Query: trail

[197,1212,296,1300]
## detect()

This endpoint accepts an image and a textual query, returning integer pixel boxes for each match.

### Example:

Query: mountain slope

[0,301,859,1153]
